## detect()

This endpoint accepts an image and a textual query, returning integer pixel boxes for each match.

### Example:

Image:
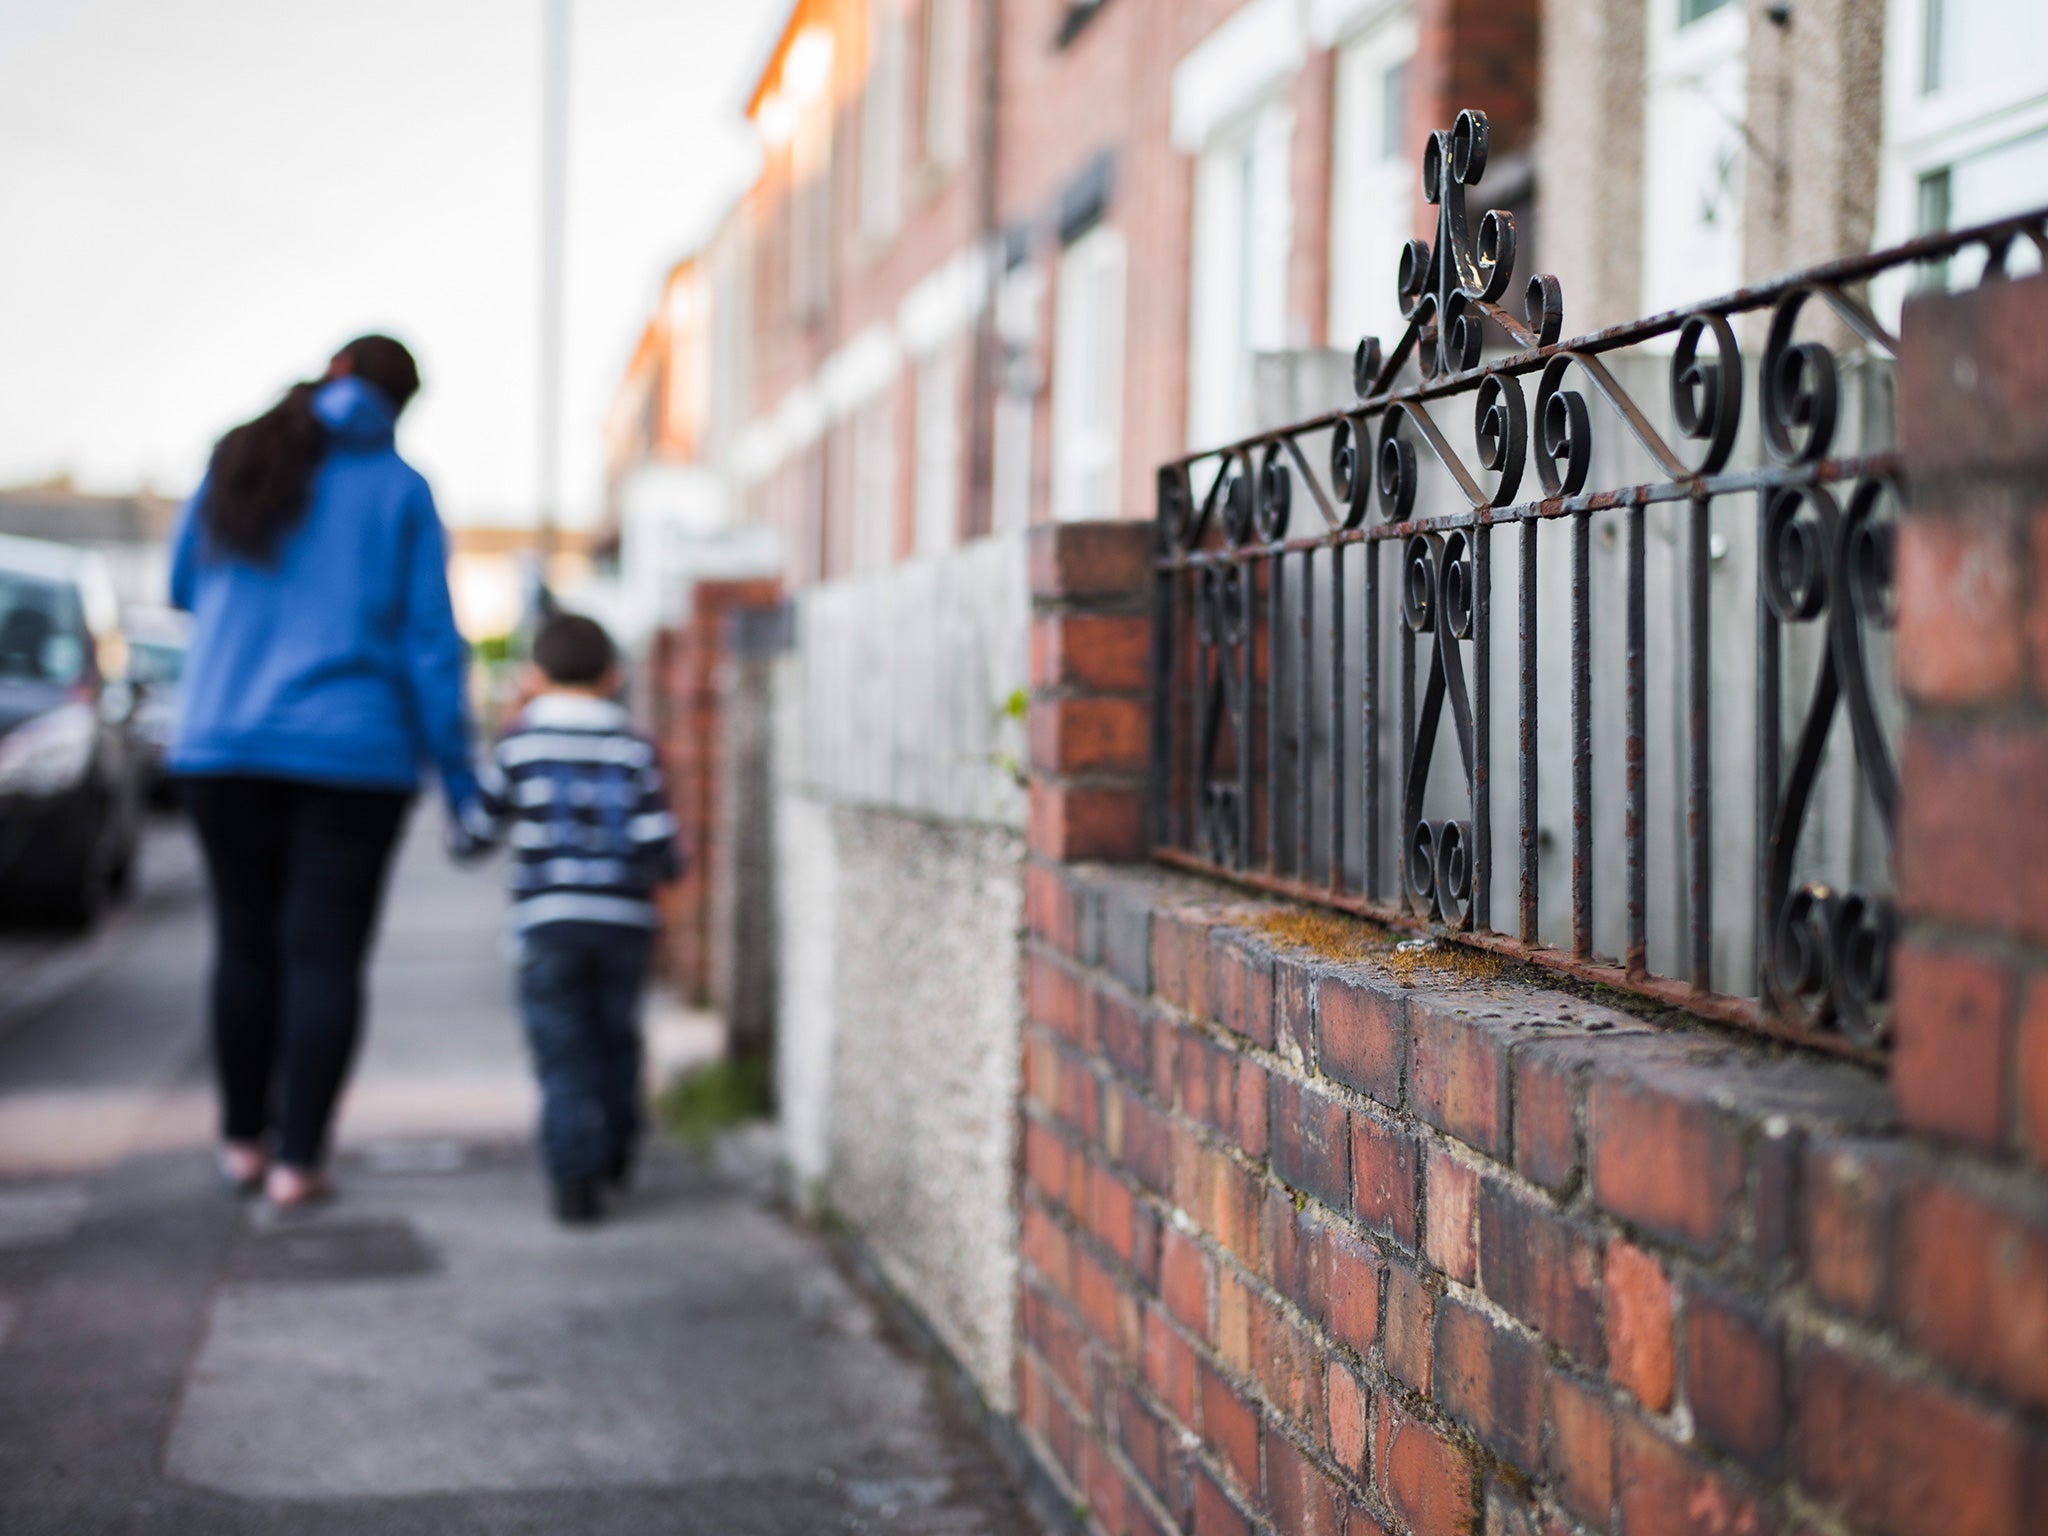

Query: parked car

[0,534,143,926]
[119,606,189,803]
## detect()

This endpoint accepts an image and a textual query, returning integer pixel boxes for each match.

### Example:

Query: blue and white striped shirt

[473,694,682,934]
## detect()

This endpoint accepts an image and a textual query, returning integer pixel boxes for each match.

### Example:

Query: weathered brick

[1264,1191,1311,1317]
[1385,1261,1436,1392]
[1513,1042,1582,1193]
[1617,1416,1772,1536]
[1028,951,1087,1043]
[1546,1373,1616,1528]
[1026,1119,1082,1215]
[1377,1401,1478,1536]
[1589,1064,1746,1255]
[1142,1304,1201,1425]
[1895,511,2026,705]
[1351,1112,1418,1247]
[1256,1295,1323,1430]
[1896,1176,2048,1411]
[1026,861,1079,953]
[1316,1225,1382,1356]
[1798,1339,2048,1536]
[1211,929,1276,1046]
[1073,1241,1135,1352]
[1023,1202,1073,1292]
[1032,610,1151,692]
[1030,694,1149,773]
[1097,990,1153,1085]
[1896,725,2048,946]
[1178,1028,1239,1138]
[1152,906,1220,1017]
[1029,519,1152,601]
[1326,1360,1369,1477]
[1424,1146,1478,1283]
[1604,1239,1675,1412]
[1897,274,2048,479]
[1265,1428,1343,1536]
[1750,1121,1801,1275]
[1100,879,1154,995]
[2021,973,2048,1165]
[1201,1363,1260,1491]
[1237,1059,1270,1160]
[1023,1281,1088,1404]
[1319,972,1407,1106]
[1106,1083,1173,1196]
[1409,999,1511,1157]
[1270,1075,1351,1211]
[1192,1462,1254,1536]
[1160,1225,1212,1339]
[1802,1138,1896,1320]
[1172,1127,1262,1269]
[1891,942,2014,1150]
[1216,1265,1254,1376]
[1087,1161,1139,1267]
[1433,1296,1544,1472]
[1274,951,1318,1069]
[1684,1287,1785,1474]
[1028,779,1145,862]
[1477,1180,1604,1365]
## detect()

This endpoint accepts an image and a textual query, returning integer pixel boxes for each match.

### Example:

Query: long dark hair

[201,334,421,560]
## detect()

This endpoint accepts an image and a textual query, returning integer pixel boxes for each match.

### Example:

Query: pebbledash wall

[996,274,2048,1536]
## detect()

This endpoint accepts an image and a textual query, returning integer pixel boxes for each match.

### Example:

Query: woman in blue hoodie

[169,335,476,1209]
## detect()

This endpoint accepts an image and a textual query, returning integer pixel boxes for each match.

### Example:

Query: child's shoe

[551,1179,604,1226]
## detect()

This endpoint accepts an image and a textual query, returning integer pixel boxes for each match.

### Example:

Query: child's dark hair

[531,612,616,686]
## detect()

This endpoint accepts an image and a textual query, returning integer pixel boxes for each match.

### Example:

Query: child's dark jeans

[516,924,651,1185]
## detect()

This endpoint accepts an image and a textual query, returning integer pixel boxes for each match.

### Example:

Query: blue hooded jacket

[168,377,477,812]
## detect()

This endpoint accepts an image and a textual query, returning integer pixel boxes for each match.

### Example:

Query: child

[469,612,682,1224]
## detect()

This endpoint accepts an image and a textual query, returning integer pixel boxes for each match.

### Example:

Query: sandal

[265,1165,333,1210]
[218,1142,267,1197]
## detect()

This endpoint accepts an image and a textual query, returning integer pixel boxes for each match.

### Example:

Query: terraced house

[606,1,2048,1532]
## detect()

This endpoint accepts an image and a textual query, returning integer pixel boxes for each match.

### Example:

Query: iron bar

[1518,517,1537,945]
[1266,555,1280,874]
[1625,505,1646,977]
[1571,510,1591,959]
[1363,542,1380,899]
[1297,549,1313,879]
[1473,523,1491,932]
[1328,541,1345,893]
[1688,495,1711,991]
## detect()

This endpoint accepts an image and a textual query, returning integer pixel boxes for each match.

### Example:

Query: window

[1877,0,2048,283]
[914,347,961,554]
[1051,222,1126,519]
[852,392,898,574]
[1187,100,1292,447]
[991,262,1044,533]
[791,94,835,317]
[862,0,906,241]
[1639,0,1746,316]
[1326,8,1416,354]
[922,0,969,171]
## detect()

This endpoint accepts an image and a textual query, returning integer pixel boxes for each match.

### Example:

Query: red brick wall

[648,577,782,1001]
[1012,283,2048,1536]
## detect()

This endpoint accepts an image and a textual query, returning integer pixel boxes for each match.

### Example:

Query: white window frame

[1638,0,1747,319]
[922,0,969,172]
[1325,4,1416,354]
[861,0,906,243]
[914,344,961,554]
[1050,222,1127,521]
[1186,98,1293,449]
[852,390,899,574]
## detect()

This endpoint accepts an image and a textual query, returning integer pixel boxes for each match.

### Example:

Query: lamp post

[537,0,569,595]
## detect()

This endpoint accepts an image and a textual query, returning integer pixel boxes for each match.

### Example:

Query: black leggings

[183,776,412,1169]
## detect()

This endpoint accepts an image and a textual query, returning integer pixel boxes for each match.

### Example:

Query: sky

[0,0,779,527]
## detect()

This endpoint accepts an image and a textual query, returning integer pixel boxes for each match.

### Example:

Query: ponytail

[200,380,329,562]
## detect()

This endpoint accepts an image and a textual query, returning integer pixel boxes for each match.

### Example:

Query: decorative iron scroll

[1151,107,2048,1058]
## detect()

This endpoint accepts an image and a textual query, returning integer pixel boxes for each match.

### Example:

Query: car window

[127,640,184,687]
[0,572,88,685]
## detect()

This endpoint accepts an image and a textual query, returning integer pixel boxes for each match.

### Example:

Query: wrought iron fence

[1151,108,2048,1059]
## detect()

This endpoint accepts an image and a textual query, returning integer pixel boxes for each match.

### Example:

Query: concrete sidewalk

[0,817,1038,1534]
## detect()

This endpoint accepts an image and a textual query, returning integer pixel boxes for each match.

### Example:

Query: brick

[1546,1373,1616,1528]
[1023,1282,1088,1403]
[1087,1162,1139,1266]
[1073,1241,1133,1349]
[1616,1416,1772,1536]
[1433,1295,1543,1472]
[1798,1339,2048,1536]
[1234,1058,1270,1160]
[1423,1146,1477,1283]
[1409,999,1511,1157]
[1895,512,2025,704]
[1029,519,1153,601]
[1031,611,1150,692]
[1385,1261,1435,1392]
[1142,1304,1200,1425]
[1589,1067,1745,1255]
[1896,725,2048,946]
[1027,952,1086,1043]
[1028,779,1145,862]
[1684,1288,1785,1474]
[1097,990,1153,1085]
[1106,1084,1173,1195]
[1210,930,1276,1047]
[1326,1360,1369,1477]
[1604,1240,1674,1412]
[1750,1122,1800,1275]
[1254,1293,1322,1429]
[1160,1225,1212,1339]
[1274,952,1317,1068]
[1377,1401,1478,1536]
[1216,1266,1254,1376]
[1192,1462,1253,1536]
[1152,907,1218,1017]
[1265,1428,1343,1536]
[1172,1129,1262,1270]
[1513,1043,1582,1193]
[2033,510,2048,695]
[1476,1180,1604,1364]
[1317,1225,1382,1355]
[1027,862,1079,952]
[1896,1176,2048,1411]
[1350,1113,1418,1247]
[1118,1383,1168,1501]
[1201,1363,1260,1491]
[2022,974,2048,1165]
[1101,880,1154,995]
[1030,693,1148,773]
[1891,943,2014,1150]
[1318,972,1407,1105]
[1265,1191,1312,1316]
[1179,1029,1237,1136]
[1023,1202,1073,1292]
[1270,1076,1351,1210]
[1025,1120,1081,1214]
[1802,1139,1896,1320]
[1898,276,2048,479]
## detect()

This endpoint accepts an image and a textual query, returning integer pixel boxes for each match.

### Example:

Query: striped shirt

[472,694,682,934]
